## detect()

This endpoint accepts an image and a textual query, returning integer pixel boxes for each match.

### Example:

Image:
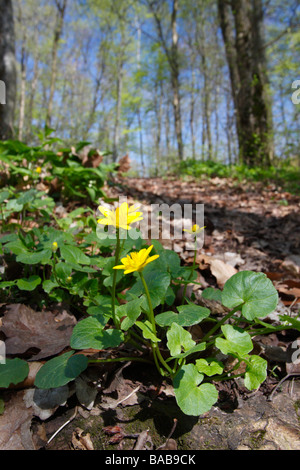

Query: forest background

[0,0,299,177]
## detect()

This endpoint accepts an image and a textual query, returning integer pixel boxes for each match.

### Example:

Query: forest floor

[1,174,300,450]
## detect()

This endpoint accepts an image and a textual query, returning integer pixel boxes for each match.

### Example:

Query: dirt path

[112,176,300,307]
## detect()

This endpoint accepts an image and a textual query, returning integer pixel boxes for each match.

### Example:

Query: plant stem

[139,271,173,376]
[139,271,156,333]
[200,304,243,344]
[181,236,197,305]
[88,356,153,365]
[111,229,121,328]
[52,253,60,285]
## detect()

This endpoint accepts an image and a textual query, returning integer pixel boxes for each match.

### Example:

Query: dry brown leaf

[71,428,94,450]
[117,154,131,174]
[0,391,35,450]
[0,304,77,360]
[210,258,237,285]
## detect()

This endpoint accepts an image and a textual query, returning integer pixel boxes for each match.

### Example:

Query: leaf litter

[1,174,300,450]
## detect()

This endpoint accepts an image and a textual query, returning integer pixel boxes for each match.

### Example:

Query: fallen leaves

[71,428,94,450]
[0,304,77,360]
[0,391,35,450]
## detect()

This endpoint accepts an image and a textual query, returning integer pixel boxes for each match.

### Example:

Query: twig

[156,418,178,450]
[46,407,78,445]
[267,373,300,401]
[111,385,141,409]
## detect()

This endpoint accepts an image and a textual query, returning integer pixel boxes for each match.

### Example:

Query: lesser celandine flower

[52,241,58,252]
[183,224,205,235]
[113,245,159,274]
[97,202,143,230]
[35,166,42,174]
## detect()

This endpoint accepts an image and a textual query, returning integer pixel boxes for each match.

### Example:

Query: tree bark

[112,59,124,162]
[0,0,17,141]
[170,0,183,161]
[46,0,67,128]
[218,0,273,166]
[148,0,184,162]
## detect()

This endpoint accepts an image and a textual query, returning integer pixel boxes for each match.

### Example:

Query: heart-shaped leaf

[215,324,253,357]
[166,323,195,357]
[166,342,206,361]
[201,287,222,303]
[16,249,52,265]
[126,270,170,310]
[156,304,210,328]
[16,275,41,291]
[70,316,124,350]
[173,364,218,416]
[116,298,143,331]
[34,351,88,389]
[244,355,267,390]
[195,359,224,376]
[60,245,90,265]
[222,271,278,320]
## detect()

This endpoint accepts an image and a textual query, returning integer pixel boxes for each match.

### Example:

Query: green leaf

[215,324,253,357]
[222,271,278,321]
[156,304,210,328]
[202,287,222,303]
[60,245,90,265]
[127,270,171,310]
[4,239,28,255]
[244,355,267,390]
[166,323,195,357]
[0,190,10,204]
[55,262,73,281]
[70,316,124,350]
[166,342,206,361]
[135,320,161,342]
[173,364,218,416]
[0,281,17,289]
[16,249,52,265]
[0,358,29,388]
[116,298,143,331]
[42,279,59,293]
[34,351,88,389]
[16,275,41,291]
[195,359,224,376]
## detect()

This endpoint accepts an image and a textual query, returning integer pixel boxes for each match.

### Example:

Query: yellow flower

[35,166,42,174]
[97,202,143,230]
[113,245,159,274]
[183,224,205,235]
[52,241,58,252]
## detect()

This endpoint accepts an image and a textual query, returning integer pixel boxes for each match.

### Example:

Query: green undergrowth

[177,159,300,195]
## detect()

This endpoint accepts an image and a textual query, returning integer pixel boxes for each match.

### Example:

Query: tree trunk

[148,0,184,163]
[0,0,17,141]
[46,0,67,128]
[189,68,196,160]
[218,0,273,167]
[170,0,183,161]
[112,60,124,162]
[18,43,26,142]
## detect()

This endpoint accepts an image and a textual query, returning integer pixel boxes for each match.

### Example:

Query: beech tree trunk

[218,0,273,167]
[0,0,17,141]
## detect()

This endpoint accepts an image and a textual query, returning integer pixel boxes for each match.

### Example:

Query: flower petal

[143,254,159,267]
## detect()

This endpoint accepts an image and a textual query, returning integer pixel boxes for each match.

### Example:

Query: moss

[294,400,300,422]
[248,429,266,450]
